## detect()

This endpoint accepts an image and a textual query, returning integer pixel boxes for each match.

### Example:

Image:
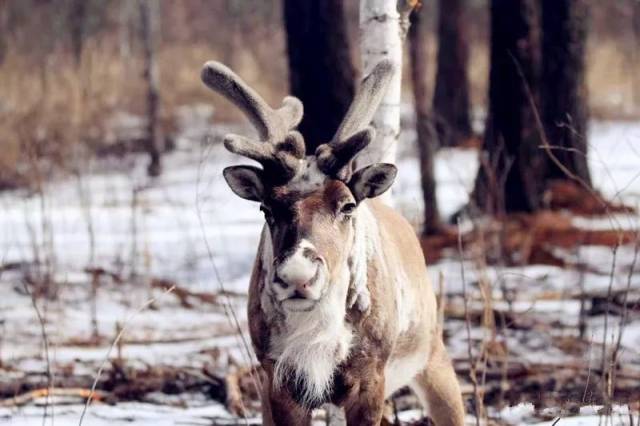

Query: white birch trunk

[359,0,407,203]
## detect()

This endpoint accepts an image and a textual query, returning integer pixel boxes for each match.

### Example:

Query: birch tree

[357,0,415,179]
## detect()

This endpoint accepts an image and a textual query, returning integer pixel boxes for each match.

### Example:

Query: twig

[196,138,261,414]
[22,280,52,426]
[1,388,108,408]
[601,243,619,417]
[510,52,623,233]
[582,333,595,404]
[457,219,481,426]
[610,234,640,409]
[78,285,175,426]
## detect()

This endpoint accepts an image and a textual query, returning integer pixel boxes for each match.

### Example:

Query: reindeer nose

[273,241,322,298]
[274,270,315,292]
[274,259,318,295]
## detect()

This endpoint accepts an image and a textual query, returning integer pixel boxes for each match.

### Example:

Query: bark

[409,6,442,235]
[633,0,640,107]
[119,0,134,59]
[432,0,472,147]
[473,0,543,214]
[359,0,415,203]
[541,0,591,186]
[69,0,87,66]
[283,0,355,153]
[139,0,162,177]
[358,0,405,169]
[0,6,7,65]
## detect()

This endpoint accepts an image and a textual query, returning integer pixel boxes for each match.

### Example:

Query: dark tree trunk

[69,0,87,66]
[139,0,162,177]
[541,0,591,186]
[433,0,472,147]
[0,6,7,65]
[473,0,543,215]
[633,0,640,107]
[409,7,442,235]
[283,0,355,153]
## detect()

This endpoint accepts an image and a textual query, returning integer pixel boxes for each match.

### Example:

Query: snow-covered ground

[1,119,639,425]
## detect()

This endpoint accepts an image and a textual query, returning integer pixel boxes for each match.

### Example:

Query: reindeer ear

[348,163,397,203]
[223,166,264,202]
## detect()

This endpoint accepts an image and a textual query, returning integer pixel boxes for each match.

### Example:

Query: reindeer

[201,60,465,426]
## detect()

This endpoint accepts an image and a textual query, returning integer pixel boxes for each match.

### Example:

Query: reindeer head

[202,61,396,313]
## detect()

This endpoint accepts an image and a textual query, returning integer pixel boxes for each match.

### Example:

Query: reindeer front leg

[260,363,312,426]
[342,365,386,426]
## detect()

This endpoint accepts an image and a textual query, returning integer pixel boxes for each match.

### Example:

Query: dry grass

[0,35,289,188]
[0,42,141,188]
[588,40,639,119]
[0,3,638,189]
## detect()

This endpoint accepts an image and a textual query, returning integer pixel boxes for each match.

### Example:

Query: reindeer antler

[201,62,305,182]
[315,60,395,180]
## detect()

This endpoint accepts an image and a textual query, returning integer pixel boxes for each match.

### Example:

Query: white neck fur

[259,203,380,406]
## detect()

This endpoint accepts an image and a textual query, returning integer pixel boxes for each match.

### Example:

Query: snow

[2,401,252,426]
[1,119,639,424]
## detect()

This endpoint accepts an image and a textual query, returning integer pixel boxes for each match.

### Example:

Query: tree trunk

[473,0,543,215]
[359,0,415,203]
[541,0,591,186]
[432,0,472,147]
[358,0,404,168]
[139,0,162,177]
[119,0,134,60]
[409,6,442,235]
[0,6,7,65]
[633,0,640,108]
[283,0,355,153]
[69,0,87,66]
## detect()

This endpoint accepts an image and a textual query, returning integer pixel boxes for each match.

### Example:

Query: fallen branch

[0,387,109,407]
[151,278,218,308]
[421,211,639,266]
[225,368,247,417]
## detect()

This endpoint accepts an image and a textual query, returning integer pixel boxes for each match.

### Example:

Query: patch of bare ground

[422,213,637,265]
[546,180,636,216]
[0,361,265,416]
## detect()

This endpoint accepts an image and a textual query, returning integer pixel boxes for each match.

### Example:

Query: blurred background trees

[1,0,639,221]
[473,0,592,215]
[138,0,162,177]
[409,4,441,235]
[432,0,472,148]
[283,0,355,153]
[472,0,543,214]
[541,0,591,186]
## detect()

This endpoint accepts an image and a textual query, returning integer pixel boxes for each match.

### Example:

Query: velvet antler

[201,61,305,182]
[315,60,395,180]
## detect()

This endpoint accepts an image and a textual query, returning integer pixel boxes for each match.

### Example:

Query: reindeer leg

[410,338,465,426]
[260,364,312,426]
[342,366,385,426]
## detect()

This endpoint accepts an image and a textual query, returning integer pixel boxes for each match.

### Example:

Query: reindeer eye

[340,202,356,216]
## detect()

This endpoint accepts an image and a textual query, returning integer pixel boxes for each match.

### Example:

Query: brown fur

[248,192,465,425]
[204,59,464,424]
